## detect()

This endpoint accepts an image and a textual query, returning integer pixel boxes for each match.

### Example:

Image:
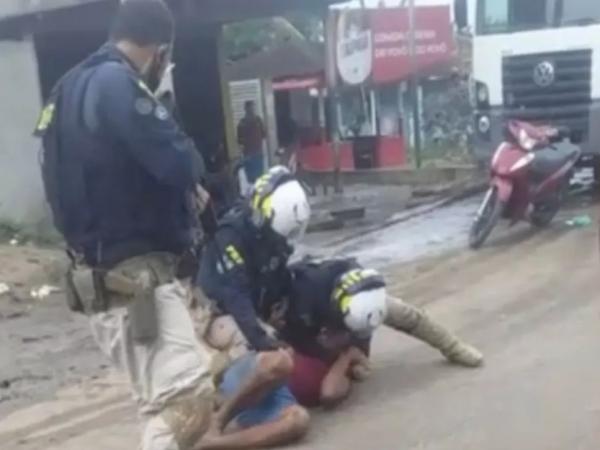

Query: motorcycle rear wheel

[469,187,504,249]
[530,176,568,227]
[530,199,560,227]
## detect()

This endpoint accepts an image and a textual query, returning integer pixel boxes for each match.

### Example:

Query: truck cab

[455,0,600,175]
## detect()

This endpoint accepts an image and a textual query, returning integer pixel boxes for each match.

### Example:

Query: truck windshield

[477,0,600,35]
[558,0,600,27]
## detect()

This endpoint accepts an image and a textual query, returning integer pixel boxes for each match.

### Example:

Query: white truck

[454,0,600,177]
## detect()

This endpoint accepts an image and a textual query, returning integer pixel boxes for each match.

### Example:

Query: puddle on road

[298,197,482,269]
[298,178,597,270]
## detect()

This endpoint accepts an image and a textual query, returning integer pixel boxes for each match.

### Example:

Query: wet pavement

[305,197,481,268]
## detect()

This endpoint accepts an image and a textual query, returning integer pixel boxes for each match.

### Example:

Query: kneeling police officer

[196,166,311,433]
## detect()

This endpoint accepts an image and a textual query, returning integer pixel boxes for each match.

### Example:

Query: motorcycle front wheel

[469,187,504,249]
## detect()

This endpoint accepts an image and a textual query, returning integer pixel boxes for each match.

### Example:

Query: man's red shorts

[288,352,331,407]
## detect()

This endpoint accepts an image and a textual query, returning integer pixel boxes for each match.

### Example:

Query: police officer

[198,166,311,351]
[281,258,484,367]
[35,2,214,449]
[196,166,311,433]
[271,259,483,408]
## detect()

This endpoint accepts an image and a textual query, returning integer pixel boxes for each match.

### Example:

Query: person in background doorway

[237,101,266,183]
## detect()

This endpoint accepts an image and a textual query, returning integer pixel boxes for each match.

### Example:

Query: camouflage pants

[89,254,215,450]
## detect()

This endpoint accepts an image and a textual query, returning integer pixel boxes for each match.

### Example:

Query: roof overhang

[0,0,339,38]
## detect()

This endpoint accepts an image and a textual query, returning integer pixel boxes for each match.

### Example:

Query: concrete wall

[0,38,46,225]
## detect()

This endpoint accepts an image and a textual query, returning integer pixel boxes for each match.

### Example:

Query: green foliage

[223,14,324,61]
[223,19,279,61]
[286,13,324,43]
[0,219,63,247]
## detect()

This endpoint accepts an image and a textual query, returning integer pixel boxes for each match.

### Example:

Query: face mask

[142,45,171,93]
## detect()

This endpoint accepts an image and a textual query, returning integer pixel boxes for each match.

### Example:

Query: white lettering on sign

[374,31,407,44]
[374,29,438,44]
[374,42,447,59]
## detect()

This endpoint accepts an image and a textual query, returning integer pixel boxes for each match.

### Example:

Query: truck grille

[502,49,591,141]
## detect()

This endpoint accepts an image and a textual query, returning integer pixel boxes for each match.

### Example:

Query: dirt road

[1,201,598,450]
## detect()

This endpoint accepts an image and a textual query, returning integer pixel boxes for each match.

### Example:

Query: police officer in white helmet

[267,258,483,408]
[196,166,310,436]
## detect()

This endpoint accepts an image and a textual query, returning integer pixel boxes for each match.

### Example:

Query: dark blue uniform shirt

[281,258,372,360]
[40,44,205,266]
[197,208,292,351]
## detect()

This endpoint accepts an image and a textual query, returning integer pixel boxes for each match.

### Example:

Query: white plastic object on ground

[0,283,10,296]
[30,285,61,300]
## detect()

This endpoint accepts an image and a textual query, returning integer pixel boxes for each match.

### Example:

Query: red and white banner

[333,6,455,86]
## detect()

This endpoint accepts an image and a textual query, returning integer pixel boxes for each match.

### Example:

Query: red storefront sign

[371,6,454,84]
[335,6,455,86]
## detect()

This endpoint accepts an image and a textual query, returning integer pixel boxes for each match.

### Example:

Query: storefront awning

[272,75,323,91]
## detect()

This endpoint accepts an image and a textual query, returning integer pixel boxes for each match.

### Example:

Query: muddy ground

[0,192,598,449]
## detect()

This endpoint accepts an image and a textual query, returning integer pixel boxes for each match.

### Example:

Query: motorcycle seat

[530,142,579,183]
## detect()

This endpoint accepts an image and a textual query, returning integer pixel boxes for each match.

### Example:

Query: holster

[65,253,177,341]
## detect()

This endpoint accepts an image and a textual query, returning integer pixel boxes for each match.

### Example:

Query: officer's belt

[76,238,183,269]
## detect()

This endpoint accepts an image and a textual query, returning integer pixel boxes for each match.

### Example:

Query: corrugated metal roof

[228,39,324,81]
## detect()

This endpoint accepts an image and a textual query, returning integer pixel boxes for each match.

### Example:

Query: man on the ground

[196,315,310,449]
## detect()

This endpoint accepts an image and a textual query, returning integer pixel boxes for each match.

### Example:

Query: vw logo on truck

[533,61,555,88]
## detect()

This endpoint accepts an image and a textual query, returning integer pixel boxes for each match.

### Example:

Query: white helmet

[250,166,311,245]
[333,268,388,337]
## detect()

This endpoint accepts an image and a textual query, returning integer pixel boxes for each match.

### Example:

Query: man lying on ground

[196,316,309,450]
[273,258,484,408]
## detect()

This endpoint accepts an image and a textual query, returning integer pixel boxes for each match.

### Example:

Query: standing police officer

[35,2,214,449]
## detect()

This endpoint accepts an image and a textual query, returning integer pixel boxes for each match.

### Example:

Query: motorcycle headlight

[518,129,537,151]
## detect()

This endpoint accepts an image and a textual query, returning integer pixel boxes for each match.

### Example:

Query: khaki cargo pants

[88,254,215,450]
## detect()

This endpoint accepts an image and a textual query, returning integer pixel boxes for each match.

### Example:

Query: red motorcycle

[469,120,580,249]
